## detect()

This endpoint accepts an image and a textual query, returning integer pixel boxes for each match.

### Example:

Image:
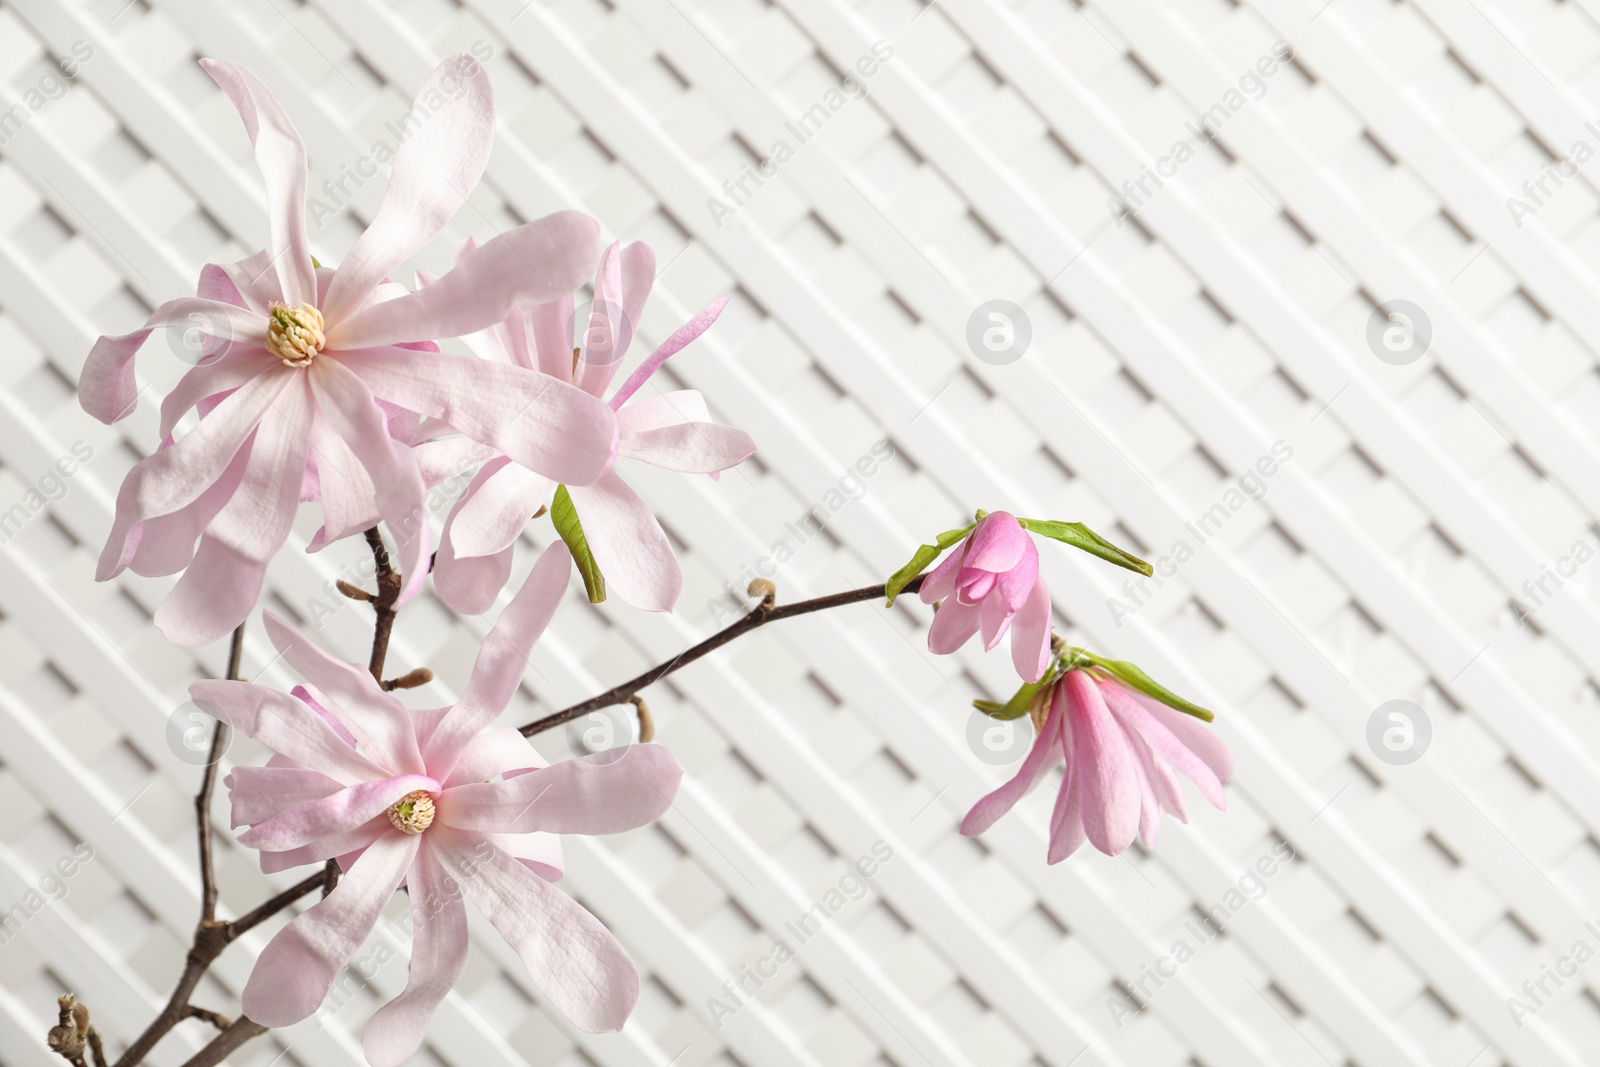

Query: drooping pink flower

[208,544,680,1065]
[80,55,617,646]
[430,239,755,614]
[960,670,1232,861]
[920,512,1052,682]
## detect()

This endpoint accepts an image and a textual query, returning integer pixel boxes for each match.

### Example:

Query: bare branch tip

[336,579,373,602]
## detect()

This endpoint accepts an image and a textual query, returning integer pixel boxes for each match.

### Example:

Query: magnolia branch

[519,575,925,737]
[62,545,917,1067]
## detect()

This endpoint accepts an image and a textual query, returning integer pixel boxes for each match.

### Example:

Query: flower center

[386,790,435,834]
[266,301,326,366]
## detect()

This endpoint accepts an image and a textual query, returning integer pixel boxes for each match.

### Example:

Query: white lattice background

[0,0,1598,1064]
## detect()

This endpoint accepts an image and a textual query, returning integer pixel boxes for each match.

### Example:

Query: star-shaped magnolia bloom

[202,544,680,1065]
[80,54,618,646]
[428,238,756,613]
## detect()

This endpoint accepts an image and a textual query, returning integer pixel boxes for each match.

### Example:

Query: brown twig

[177,1018,267,1067]
[365,527,402,682]
[519,576,923,737]
[181,1006,230,1031]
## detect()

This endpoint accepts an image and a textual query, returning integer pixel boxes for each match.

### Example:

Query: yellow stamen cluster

[386,790,435,835]
[266,301,326,366]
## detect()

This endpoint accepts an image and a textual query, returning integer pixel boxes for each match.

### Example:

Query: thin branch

[181,1006,230,1031]
[520,576,922,737]
[197,624,245,924]
[224,869,327,941]
[364,527,401,682]
[177,1018,267,1067]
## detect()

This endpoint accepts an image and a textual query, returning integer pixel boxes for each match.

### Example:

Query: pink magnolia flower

[206,544,681,1065]
[960,670,1232,861]
[430,239,756,614]
[921,512,1052,682]
[80,55,617,646]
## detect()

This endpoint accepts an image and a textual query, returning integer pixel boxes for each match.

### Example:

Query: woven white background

[0,0,1597,1064]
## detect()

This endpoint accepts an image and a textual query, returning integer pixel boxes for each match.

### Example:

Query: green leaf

[1020,519,1152,577]
[974,675,1050,721]
[551,485,606,603]
[1082,652,1213,722]
[884,523,978,606]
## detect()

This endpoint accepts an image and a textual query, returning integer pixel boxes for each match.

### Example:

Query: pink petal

[213,249,284,313]
[1047,700,1086,863]
[336,346,617,487]
[432,529,516,616]
[292,684,359,747]
[438,745,681,835]
[443,727,546,789]
[615,421,756,474]
[608,295,731,410]
[154,538,271,648]
[126,443,250,577]
[1047,770,1087,863]
[616,390,710,433]
[1062,671,1140,856]
[97,369,291,580]
[242,830,418,1027]
[189,680,389,786]
[449,459,551,558]
[1008,576,1052,684]
[326,212,601,351]
[1126,722,1188,825]
[964,512,1028,574]
[80,297,267,425]
[1100,682,1226,809]
[363,838,470,1067]
[919,539,968,604]
[199,60,316,308]
[1124,686,1235,784]
[239,774,437,851]
[1120,725,1163,846]
[413,436,494,488]
[158,353,267,439]
[227,765,342,828]
[604,295,732,412]
[978,588,1014,652]
[926,597,981,655]
[263,612,425,776]
[961,571,997,602]
[490,831,565,883]
[321,54,494,324]
[311,359,430,609]
[424,542,571,781]
[434,829,640,1032]
[573,243,625,398]
[995,538,1039,612]
[566,473,681,611]
[259,817,389,874]
[959,697,1064,837]
[529,295,576,382]
[155,377,314,646]
[191,374,311,563]
[307,408,379,545]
